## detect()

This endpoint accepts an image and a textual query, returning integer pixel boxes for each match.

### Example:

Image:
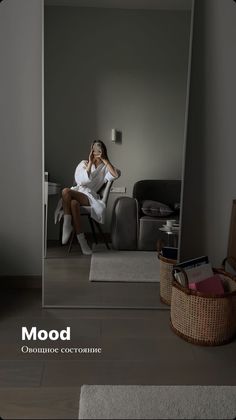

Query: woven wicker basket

[170,268,236,346]
[158,253,177,305]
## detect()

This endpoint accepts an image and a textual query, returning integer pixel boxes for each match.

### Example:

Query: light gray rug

[78,385,236,419]
[89,244,159,282]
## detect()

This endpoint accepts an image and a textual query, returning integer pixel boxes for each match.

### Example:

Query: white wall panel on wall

[0,0,43,276]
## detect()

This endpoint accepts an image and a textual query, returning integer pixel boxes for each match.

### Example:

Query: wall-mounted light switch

[110,186,126,193]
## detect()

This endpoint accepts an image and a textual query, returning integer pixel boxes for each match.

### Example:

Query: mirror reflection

[43,0,193,307]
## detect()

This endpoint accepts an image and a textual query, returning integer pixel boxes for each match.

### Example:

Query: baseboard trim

[0,275,42,289]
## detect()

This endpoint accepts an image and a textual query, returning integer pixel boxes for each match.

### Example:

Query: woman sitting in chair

[61,140,120,255]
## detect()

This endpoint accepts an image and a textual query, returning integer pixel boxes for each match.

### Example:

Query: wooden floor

[0,288,236,419]
[44,242,164,308]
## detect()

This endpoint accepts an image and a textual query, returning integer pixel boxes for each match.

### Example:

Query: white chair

[68,180,113,253]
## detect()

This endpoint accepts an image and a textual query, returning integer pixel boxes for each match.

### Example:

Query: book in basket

[174,256,209,285]
[173,256,225,294]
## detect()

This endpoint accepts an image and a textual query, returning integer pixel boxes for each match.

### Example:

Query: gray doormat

[89,244,159,282]
[79,385,236,419]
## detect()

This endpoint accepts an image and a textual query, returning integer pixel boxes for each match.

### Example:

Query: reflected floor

[44,241,166,308]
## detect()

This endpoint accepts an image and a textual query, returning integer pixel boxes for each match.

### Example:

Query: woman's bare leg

[61,188,72,215]
[61,188,89,215]
[61,189,92,254]
[61,188,90,244]
[71,199,92,255]
[71,200,82,234]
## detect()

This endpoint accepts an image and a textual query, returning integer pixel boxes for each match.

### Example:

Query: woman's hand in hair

[88,147,95,164]
[98,150,108,164]
[86,147,94,174]
[100,155,119,178]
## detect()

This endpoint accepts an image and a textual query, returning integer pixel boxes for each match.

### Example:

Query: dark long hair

[92,140,108,160]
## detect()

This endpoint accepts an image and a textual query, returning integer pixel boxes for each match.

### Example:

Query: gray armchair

[111,180,181,251]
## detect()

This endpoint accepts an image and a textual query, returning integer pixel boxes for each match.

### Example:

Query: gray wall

[44,7,191,236]
[0,0,43,276]
[180,0,236,265]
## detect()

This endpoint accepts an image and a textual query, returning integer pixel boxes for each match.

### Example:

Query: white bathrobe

[72,160,120,223]
[54,161,120,225]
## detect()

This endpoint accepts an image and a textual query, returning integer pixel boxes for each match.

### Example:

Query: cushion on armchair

[141,200,174,217]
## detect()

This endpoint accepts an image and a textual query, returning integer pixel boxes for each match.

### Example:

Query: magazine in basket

[173,256,224,294]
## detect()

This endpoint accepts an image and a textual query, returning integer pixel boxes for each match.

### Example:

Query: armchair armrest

[111,197,138,250]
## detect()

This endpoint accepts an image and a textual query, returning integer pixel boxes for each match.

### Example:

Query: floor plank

[0,387,80,419]
[41,359,220,387]
[0,361,44,387]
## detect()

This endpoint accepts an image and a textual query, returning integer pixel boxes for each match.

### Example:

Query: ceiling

[45,0,192,11]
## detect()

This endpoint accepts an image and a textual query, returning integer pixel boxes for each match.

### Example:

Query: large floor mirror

[43,0,194,308]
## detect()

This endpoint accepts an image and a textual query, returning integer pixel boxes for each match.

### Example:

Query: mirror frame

[42,0,195,308]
